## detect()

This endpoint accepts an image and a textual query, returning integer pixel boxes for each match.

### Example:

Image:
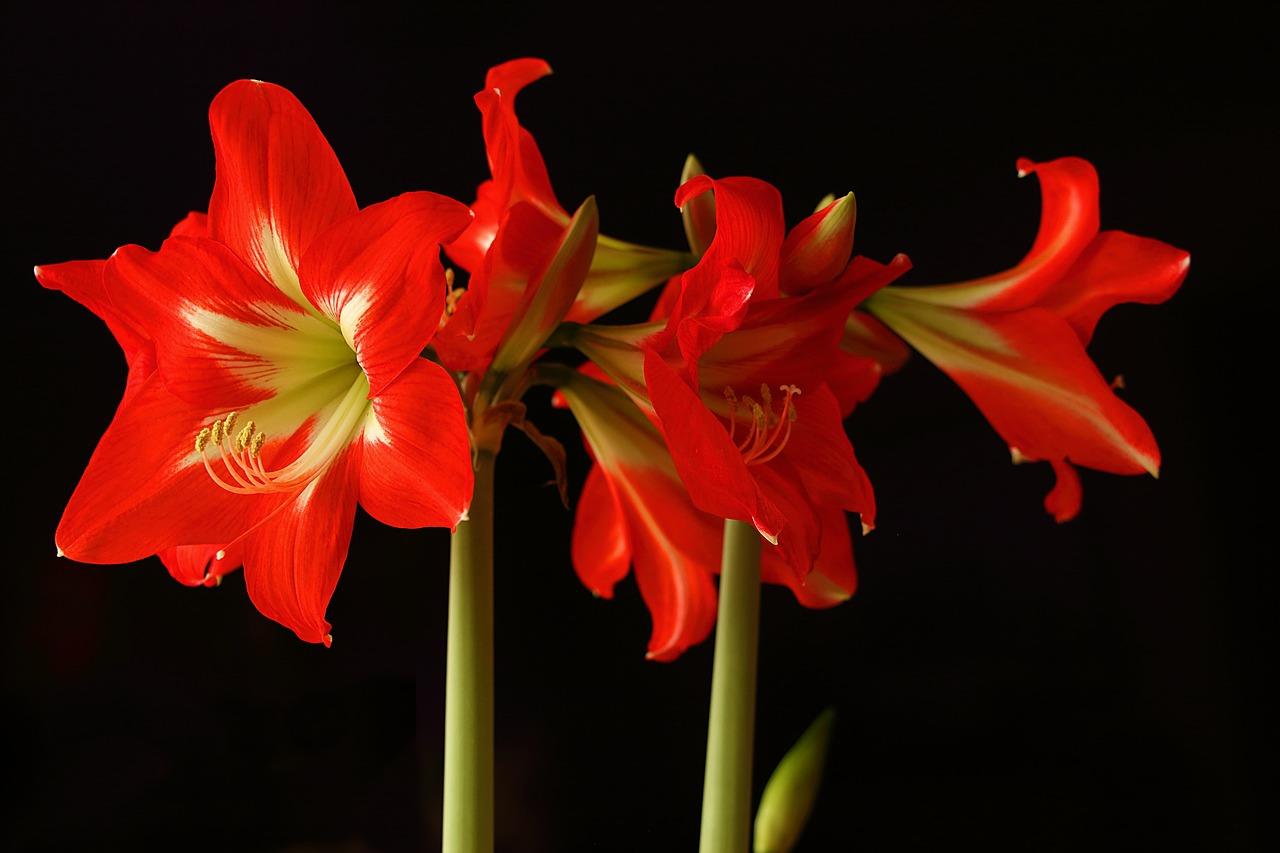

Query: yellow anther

[210,420,224,445]
[235,425,254,452]
[759,383,772,412]
[250,432,266,457]
[723,386,738,404]
[445,267,455,288]
[223,411,238,434]
[195,428,211,453]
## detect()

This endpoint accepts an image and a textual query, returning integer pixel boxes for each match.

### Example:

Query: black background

[3,3,1271,851]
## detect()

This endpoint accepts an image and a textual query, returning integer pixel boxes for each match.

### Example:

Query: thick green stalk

[443,451,496,853]
[699,518,764,853]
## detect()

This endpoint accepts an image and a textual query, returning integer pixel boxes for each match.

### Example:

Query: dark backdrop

[3,3,1269,851]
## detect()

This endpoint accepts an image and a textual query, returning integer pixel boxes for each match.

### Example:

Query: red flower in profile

[37,81,474,643]
[435,59,691,373]
[572,175,903,570]
[554,368,857,661]
[865,157,1189,520]
[555,173,907,656]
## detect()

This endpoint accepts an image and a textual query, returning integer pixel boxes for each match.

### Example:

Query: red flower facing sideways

[37,81,474,643]
[865,157,1189,520]
[563,171,911,625]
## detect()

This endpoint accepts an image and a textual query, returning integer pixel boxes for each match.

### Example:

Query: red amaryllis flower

[568,174,907,580]
[864,157,1189,521]
[435,58,691,373]
[38,80,474,643]
[552,368,856,661]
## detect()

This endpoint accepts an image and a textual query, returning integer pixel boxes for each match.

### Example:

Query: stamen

[722,383,802,466]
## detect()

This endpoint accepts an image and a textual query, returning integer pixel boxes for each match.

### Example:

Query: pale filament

[193,375,370,497]
[723,383,801,466]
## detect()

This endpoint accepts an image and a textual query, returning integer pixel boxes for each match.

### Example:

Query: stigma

[723,383,801,465]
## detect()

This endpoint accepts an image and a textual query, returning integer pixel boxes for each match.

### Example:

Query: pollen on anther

[195,427,212,453]
[250,432,266,457]
[223,411,239,434]
[235,425,254,452]
[210,420,225,445]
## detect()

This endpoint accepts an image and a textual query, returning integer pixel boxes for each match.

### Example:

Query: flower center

[722,383,801,465]
[193,373,370,498]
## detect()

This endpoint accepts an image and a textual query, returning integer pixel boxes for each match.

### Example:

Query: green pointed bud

[780,192,857,294]
[490,196,600,375]
[812,193,837,214]
[753,708,836,853]
[680,152,717,258]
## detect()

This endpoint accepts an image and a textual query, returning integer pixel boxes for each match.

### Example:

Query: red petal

[169,211,209,238]
[762,505,857,608]
[158,543,243,587]
[241,444,362,644]
[570,465,633,598]
[1044,459,1083,522]
[450,59,563,263]
[1040,230,1190,344]
[780,192,856,294]
[435,202,565,372]
[299,191,472,396]
[56,370,265,563]
[891,157,1100,311]
[870,295,1160,516]
[105,236,318,408]
[359,359,472,529]
[674,175,785,298]
[558,372,720,660]
[643,350,784,542]
[208,79,358,307]
[35,259,150,367]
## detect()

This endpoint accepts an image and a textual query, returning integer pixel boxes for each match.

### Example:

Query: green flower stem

[443,450,496,853]
[700,518,764,853]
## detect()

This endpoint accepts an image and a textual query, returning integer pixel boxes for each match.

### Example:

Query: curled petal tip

[323,633,333,648]
[1016,157,1036,178]
[861,521,874,536]
[55,544,64,558]
[1010,446,1028,465]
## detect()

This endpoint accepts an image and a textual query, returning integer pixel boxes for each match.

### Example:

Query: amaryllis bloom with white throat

[39,80,474,644]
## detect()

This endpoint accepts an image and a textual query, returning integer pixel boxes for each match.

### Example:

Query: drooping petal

[780,192,856,294]
[885,157,1100,311]
[1040,230,1190,344]
[570,464,633,598]
[106,236,346,408]
[762,505,857,608]
[241,444,362,645]
[359,359,472,530]
[643,350,785,543]
[35,259,150,367]
[868,293,1161,516]
[298,191,473,396]
[559,374,720,660]
[55,370,265,563]
[208,79,358,309]
[1044,459,1083,523]
[158,543,243,587]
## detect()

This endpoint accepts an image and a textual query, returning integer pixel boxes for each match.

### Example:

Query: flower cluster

[38,59,1188,659]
